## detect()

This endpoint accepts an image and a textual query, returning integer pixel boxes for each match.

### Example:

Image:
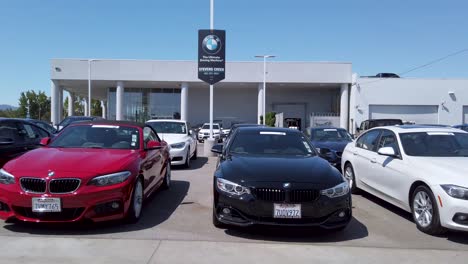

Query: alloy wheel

[133,180,143,219]
[413,191,433,228]
[344,166,354,189]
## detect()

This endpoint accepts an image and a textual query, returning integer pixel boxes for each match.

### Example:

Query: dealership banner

[198,29,225,85]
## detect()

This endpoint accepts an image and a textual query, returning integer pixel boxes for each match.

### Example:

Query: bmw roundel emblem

[202,35,222,54]
[48,171,55,177]
[283,183,291,188]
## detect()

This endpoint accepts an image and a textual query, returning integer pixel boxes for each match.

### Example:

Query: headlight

[0,169,15,185]
[89,171,131,186]
[321,181,349,198]
[216,178,251,196]
[441,185,468,200]
[170,142,186,149]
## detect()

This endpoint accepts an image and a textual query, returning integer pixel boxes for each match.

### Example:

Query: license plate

[32,197,61,212]
[273,203,301,219]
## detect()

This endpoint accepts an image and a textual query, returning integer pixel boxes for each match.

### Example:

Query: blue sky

[1,0,467,106]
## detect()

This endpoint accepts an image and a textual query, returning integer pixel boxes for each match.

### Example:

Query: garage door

[463,106,468,124]
[273,104,306,130]
[369,105,438,124]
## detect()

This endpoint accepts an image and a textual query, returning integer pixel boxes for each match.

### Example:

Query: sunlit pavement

[1,144,468,263]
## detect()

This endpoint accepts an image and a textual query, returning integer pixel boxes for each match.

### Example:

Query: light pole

[209,0,214,140]
[80,59,99,116]
[255,55,276,125]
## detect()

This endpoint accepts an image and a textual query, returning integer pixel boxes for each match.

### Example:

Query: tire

[411,185,447,235]
[191,146,198,160]
[212,207,227,229]
[344,163,359,194]
[162,163,171,190]
[126,178,144,224]
[184,149,191,168]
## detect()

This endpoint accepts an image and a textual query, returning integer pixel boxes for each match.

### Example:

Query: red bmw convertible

[0,121,171,223]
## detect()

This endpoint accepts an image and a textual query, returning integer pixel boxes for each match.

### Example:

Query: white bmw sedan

[341,125,468,235]
[146,120,197,168]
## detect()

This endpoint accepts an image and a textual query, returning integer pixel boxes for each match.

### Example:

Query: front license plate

[273,203,301,219]
[32,197,61,212]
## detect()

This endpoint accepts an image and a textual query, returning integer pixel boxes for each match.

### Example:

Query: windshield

[148,122,186,134]
[202,124,220,130]
[229,130,316,157]
[59,117,92,128]
[400,132,468,157]
[311,128,352,142]
[50,125,140,150]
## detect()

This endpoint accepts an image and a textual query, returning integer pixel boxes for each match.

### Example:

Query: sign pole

[209,0,214,140]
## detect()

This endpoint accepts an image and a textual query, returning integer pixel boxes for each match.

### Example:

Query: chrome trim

[48,178,81,194]
[19,177,47,194]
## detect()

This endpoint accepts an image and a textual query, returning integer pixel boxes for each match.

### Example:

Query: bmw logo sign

[202,35,222,54]
[48,171,55,177]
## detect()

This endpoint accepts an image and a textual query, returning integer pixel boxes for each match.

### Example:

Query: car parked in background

[146,119,197,168]
[0,120,171,223]
[0,118,51,167]
[357,119,403,134]
[57,116,104,131]
[197,123,222,143]
[341,125,468,235]
[453,124,468,132]
[211,127,351,230]
[310,127,353,170]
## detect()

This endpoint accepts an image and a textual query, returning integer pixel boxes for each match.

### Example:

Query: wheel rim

[413,191,433,228]
[166,164,171,187]
[344,166,354,189]
[133,181,143,218]
[186,151,190,166]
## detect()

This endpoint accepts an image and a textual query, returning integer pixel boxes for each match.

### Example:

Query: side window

[18,123,42,143]
[143,127,159,149]
[0,121,21,144]
[357,130,381,151]
[378,130,400,155]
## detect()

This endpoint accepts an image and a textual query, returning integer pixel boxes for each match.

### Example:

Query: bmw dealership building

[50,59,468,133]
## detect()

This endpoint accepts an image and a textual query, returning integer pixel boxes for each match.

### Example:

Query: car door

[352,129,382,188]
[371,129,410,206]
[142,126,164,194]
[0,121,26,166]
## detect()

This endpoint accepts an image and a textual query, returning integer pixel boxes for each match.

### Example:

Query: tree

[18,90,51,121]
[260,112,277,127]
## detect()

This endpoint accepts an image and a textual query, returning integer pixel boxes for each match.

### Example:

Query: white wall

[351,78,468,132]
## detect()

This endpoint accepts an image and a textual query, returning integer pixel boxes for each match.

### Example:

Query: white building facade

[50,59,468,132]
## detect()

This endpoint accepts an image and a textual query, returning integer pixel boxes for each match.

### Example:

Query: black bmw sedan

[211,127,351,230]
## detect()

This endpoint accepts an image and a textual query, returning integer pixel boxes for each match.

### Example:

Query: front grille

[336,151,343,157]
[290,190,320,203]
[20,178,46,193]
[12,206,85,221]
[252,188,286,202]
[49,179,81,194]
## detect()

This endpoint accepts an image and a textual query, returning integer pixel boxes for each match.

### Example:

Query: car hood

[158,133,189,144]
[408,157,468,186]
[3,147,140,177]
[311,141,351,151]
[219,154,343,189]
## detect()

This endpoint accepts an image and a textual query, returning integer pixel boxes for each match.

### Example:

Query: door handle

[370,158,377,163]
[352,152,358,156]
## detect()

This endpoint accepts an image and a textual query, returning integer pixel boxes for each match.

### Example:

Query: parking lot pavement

[1,143,468,263]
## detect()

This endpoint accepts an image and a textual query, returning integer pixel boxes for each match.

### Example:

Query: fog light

[222,208,231,214]
[111,202,120,209]
[458,215,468,221]
[338,211,346,218]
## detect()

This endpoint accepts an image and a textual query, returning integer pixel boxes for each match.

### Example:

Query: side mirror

[0,137,14,145]
[146,140,161,150]
[378,147,396,157]
[211,144,223,154]
[39,137,51,146]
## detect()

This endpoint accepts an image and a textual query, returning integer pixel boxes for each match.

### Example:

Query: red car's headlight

[88,171,131,187]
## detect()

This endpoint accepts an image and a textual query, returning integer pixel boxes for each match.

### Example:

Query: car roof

[146,119,186,123]
[69,120,145,128]
[237,126,302,134]
[310,126,345,130]
[232,123,264,128]
[368,125,467,133]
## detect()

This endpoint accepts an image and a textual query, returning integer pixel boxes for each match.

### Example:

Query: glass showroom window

[149,88,181,120]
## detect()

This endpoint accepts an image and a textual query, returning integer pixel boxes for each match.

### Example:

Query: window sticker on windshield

[259,132,286,135]
[92,125,119,129]
[302,141,312,152]
[427,132,454,136]
[131,142,136,147]
[132,134,137,142]
[324,129,337,132]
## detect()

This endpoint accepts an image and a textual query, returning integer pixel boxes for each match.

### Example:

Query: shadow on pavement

[224,217,368,243]
[172,157,209,171]
[3,180,190,235]
[358,192,468,244]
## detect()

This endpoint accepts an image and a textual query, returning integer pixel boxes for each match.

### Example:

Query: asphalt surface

[1,144,468,263]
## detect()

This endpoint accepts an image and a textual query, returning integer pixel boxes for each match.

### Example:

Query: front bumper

[198,134,221,142]
[434,185,468,231]
[0,178,135,223]
[169,146,188,165]
[214,188,352,228]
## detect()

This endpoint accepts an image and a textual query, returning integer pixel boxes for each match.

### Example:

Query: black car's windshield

[229,130,316,156]
[400,132,468,157]
[59,117,93,128]
[311,128,352,142]
[202,124,220,130]
[148,122,186,134]
[50,125,140,150]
